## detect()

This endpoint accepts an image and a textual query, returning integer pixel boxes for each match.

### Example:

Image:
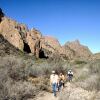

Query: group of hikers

[50,70,73,97]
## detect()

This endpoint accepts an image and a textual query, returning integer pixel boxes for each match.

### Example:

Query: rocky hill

[92,53,100,60]
[62,40,92,60]
[0,8,100,100]
[0,8,94,60]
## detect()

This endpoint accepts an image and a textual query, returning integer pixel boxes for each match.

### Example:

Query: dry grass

[73,59,100,91]
[0,54,70,99]
[0,56,40,99]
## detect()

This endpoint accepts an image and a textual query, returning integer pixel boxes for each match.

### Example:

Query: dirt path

[35,91,59,100]
[35,82,71,100]
[31,82,94,100]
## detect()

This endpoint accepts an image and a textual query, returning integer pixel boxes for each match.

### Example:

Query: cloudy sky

[0,0,100,53]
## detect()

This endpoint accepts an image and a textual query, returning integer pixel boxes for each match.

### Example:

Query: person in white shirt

[50,70,59,97]
[67,70,73,82]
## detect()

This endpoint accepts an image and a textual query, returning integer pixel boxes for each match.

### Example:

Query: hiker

[58,73,65,91]
[50,70,59,97]
[67,70,73,82]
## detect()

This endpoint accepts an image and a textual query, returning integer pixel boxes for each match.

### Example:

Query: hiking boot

[54,94,57,97]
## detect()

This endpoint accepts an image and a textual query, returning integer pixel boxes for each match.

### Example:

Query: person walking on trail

[67,70,73,82]
[50,70,59,97]
[58,73,65,91]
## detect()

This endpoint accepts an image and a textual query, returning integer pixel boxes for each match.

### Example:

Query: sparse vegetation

[71,59,100,93]
[0,21,100,100]
[0,56,38,99]
[74,60,87,64]
[88,60,100,91]
[1,38,100,100]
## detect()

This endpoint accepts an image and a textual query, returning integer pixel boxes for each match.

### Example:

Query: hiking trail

[34,82,71,100]
[31,81,95,100]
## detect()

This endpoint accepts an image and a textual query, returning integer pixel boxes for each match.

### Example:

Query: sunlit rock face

[0,8,93,59]
[63,40,92,60]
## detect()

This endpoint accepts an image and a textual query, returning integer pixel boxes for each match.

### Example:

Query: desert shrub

[75,60,100,91]
[95,91,100,100]
[0,81,9,100]
[89,61,100,74]
[0,56,39,99]
[27,61,48,77]
[3,57,28,81]
[59,86,94,100]
[74,60,87,64]
[74,64,89,81]
[96,77,100,90]
[75,75,88,82]
[75,74,99,91]
[37,77,51,92]
[27,59,68,78]
[26,59,69,93]
[6,81,37,100]
[50,59,68,74]
[0,54,69,99]
[88,60,100,91]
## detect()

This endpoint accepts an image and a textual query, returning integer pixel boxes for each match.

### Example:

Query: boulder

[41,36,62,57]
[0,17,24,50]
[30,28,42,39]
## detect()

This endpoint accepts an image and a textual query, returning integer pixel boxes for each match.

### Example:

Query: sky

[0,0,100,53]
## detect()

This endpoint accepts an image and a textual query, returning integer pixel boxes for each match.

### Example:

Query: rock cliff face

[0,9,42,57]
[0,34,22,56]
[0,17,24,50]
[92,53,100,60]
[0,8,93,59]
[40,36,62,57]
[62,40,92,60]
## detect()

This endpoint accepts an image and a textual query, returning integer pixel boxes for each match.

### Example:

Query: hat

[52,70,55,74]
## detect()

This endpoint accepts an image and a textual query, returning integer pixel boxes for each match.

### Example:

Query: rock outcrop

[63,40,92,60]
[92,53,100,60]
[0,8,93,59]
[0,34,22,56]
[41,36,62,57]
[0,16,44,58]
[0,9,42,58]
[0,17,24,50]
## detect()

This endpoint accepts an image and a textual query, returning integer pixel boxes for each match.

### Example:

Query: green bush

[74,60,87,64]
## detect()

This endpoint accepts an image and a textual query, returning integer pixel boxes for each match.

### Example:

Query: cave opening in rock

[39,49,48,59]
[23,42,31,53]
